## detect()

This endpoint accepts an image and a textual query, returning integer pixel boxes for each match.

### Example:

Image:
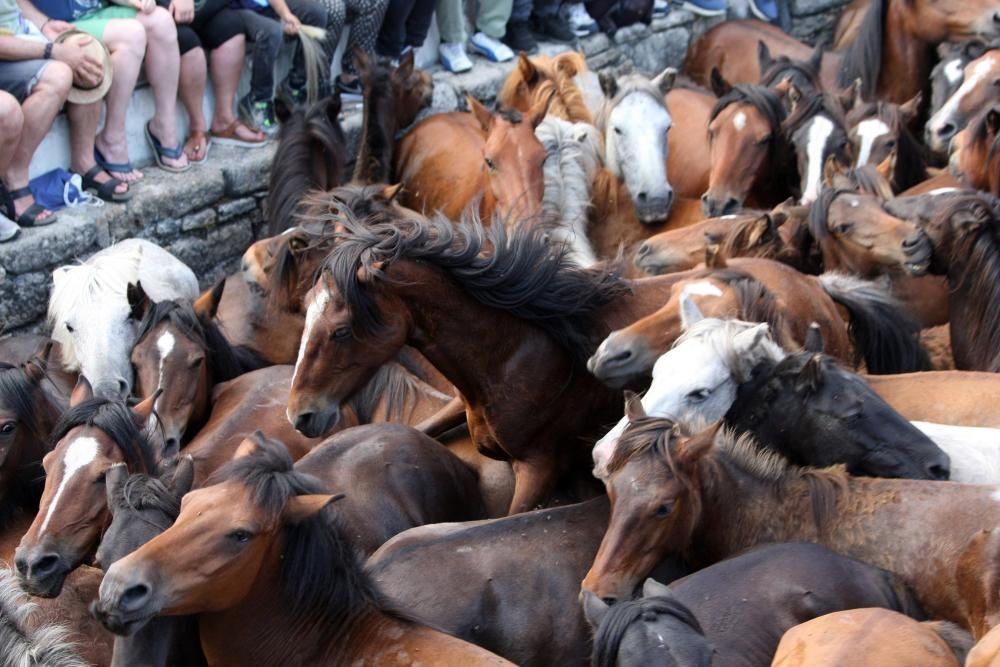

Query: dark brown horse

[904,191,1000,370]
[94,433,514,665]
[951,106,1000,196]
[846,95,928,193]
[287,211,680,514]
[581,411,1000,637]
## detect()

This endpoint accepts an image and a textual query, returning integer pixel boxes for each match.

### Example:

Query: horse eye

[484,157,496,171]
[993,79,1000,87]
[613,126,623,135]
[757,134,771,145]
[229,529,253,544]
[686,388,711,402]
[835,223,853,234]
[0,422,15,435]
[655,503,673,518]
[332,327,351,341]
[188,356,205,370]
[65,323,75,333]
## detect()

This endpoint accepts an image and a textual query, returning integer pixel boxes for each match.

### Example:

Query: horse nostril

[724,198,740,215]
[937,123,956,139]
[14,558,27,576]
[928,463,950,481]
[293,412,315,434]
[637,242,651,257]
[602,596,618,607]
[164,437,180,454]
[120,584,151,611]
[994,10,1000,24]
[637,192,648,202]
[33,554,60,576]
[605,349,634,368]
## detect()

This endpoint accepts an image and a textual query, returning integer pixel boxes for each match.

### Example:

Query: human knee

[0,94,24,136]
[142,7,179,46]
[37,60,74,98]
[108,20,148,56]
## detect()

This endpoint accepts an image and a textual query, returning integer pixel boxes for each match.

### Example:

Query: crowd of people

[0,0,777,241]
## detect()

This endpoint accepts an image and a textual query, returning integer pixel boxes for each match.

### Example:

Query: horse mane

[596,74,669,134]
[50,398,156,475]
[348,362,451,424]
[708,269,789,341]
[111,470,181,522]
[837,0,887,98]
[0,361,51,519]
[0,566,89,667]
[809,169,894,244]
[136,300,268,383]
[499,53,594,124]
[322,210,631,361]
[933,193,1000,369]
[205,436,416,654]
[808,186,847,243]
[48,252,142,372]
[353,58,396,183]
[784,93,845,138]
[718,214,796,265]
[0,363,45,441]
[671,317,786,384]
[966,106,1000,196]
[266,228,336,313]
[267,96,347,235]
[847,100,928,191]
[592,594,704,667]
[760,52,822,91]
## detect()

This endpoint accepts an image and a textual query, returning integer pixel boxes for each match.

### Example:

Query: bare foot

[211,118,265,143]
[95,133,143,183]
[9,187,55,223]
[73,161,130,198]
[184,130,209,162]
[147,120,189,171]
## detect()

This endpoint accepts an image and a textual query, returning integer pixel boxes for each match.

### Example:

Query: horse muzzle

[901,230,933,276]
[288,402,341,438]
[94,565,164,636]
[634,240,687,275]
[701,193,742,218]
[634,191,674,224]
[14,548,72,598]
[587,334,651,388]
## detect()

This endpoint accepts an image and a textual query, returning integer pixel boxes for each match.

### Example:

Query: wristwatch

[43,42,53,59]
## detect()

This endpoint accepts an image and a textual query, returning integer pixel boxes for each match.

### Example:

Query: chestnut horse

[287,211,681,514]
[395,95,551,223]
[847,95,928,193]
[951,106,1000,196]
[905,192,1000,370]
[582,412,1000,637]
[927,49,1000,158]
[93,434,514,666]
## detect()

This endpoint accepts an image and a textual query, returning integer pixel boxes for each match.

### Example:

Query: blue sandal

[95,146,140,181]
[144,121,191,173]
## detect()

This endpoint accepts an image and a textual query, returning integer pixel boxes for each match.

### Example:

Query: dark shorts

[0,58,49,103]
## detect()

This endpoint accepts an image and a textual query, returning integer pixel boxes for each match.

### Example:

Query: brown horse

[951,106,1000,196]
[968,624,1000,666]
[93,433,514,666]
[15,380,158,598]
[498,51,595,124]
[287,211,680,514]
[581,410,1000,637]
[846,95,928,193]
[351,49,433,184]
[904,192,1000,370]
[867,371,1000,427]
[772,608,969,667]
[395,95,551,223]
[927,49,1000,157]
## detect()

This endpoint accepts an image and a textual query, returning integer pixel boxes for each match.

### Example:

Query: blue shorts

[0,58,49,102]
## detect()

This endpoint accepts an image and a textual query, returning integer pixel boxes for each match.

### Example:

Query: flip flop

[95,146,141,181]
[81,166,133,203]
[145,121,191,173]
[211,120,268,148]
[3,186,57,228]
[184,130,212,163]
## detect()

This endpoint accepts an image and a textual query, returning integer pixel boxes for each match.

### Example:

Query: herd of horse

[2,0,1000,664]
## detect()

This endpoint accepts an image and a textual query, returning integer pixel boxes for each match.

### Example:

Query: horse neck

[879,0,934,103]
[352,86,396,184]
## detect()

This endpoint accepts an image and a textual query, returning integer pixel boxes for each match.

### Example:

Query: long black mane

[322,211,632,361]
[50,398,157,474]
[136,300,268,384]
[267,95,347,235]
[759,50,822,92]
[837,0,888,98]
[0,362,46,441]
[592,594,705,667]
[352,58,396,183]
[0,361,57,520]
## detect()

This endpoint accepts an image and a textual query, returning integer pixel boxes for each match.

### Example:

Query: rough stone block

[0,211,97,274]
[155,217,181,238]
[216,142,277,196]
[217,197,258,222]
[180,209,218,232]
[652,9,695,30]
[587,49,623,72]
[792,0,850,16]
[165,220,253,276]
[443,61,508,102]
[126,166,226,223]
[0,271,49,330]
[613,23,650,45]
[581,32,610,56]
[625,26,690,74]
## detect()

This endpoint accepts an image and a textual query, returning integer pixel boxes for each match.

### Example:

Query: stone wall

[2,0,851,335]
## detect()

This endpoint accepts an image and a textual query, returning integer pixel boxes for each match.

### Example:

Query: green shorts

[73,5,139,40]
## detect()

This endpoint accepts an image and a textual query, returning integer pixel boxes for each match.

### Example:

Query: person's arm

[266,0,300,34]
[0,34,48,60]
[14,0,70,34]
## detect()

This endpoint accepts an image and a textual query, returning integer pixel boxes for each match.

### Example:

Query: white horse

[592,297,1000,484]
[595,68,677,223]
[48,239,198,399]
[536,116,604,267]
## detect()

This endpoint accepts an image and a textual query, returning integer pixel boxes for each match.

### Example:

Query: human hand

[52,36,103,88]
[169,0,194,24]
[130,0,156,14]
[41,19,73,40]
[282,12,300,35]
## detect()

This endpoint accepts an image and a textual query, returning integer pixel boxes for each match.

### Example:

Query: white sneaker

[653,0,669,15]
[565,3,598,36]
[470,31,514,63]
[440,42,473,73]
[0,213,20,243]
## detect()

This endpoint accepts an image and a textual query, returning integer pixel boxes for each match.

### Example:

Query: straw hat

[54,30,113,104]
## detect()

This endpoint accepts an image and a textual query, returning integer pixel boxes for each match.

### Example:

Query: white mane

[0,566,89,667]
[536,116,603,266]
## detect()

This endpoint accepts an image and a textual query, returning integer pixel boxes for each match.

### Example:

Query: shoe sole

[681,1,727,16]
[747,0,777,21]
[442,61,473,73]
[469,42,514,62]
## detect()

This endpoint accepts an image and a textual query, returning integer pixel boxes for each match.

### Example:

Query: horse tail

[0,566,89,667]
[297,26,328,106]
[818,273,930,374]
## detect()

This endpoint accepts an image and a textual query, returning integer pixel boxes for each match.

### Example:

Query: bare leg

[67,101,129,197]
[3,62,72,220]
[135,6,188,170]
[0,93,24,176]
[208,35,262,141]
[95,18,146,182]
[179,47,208,161]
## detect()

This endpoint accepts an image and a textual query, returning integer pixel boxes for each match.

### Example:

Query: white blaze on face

[943,58,964,85]
[801,115,835,205]
[155,331,176,409]
[733,111,747,132]
[39,437,100,536]
[928,187,959,196]
[292,284,331,385]
[681,281,723,299]
[855,118,890,167]
[929,56,997,141]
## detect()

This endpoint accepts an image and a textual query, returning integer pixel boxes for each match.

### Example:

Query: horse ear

[733,323,769,355]
[677,430,714,467]
[808,43,824,71]
[233,430,269,460]
[839,78,863,112]
[624,390,646,422]
[643,577,672,599]
[69,375,93,407]
[396,49,415,78]
[325,91,343,120]
[467,96,494,132]
[356,259,387,284]
[899,92,922,126]
[170,455,195,497]
[283,493,345,524]
[804,322,824,353]
[193,279,225,321]
[796,354,824,393]
[582,591,610,630]
[704,237,727,269]
[127,282,151,322]
[518,51,538,85]
[679,293,705,331]
[748,214,777,247]
[132,389,161,424]
[710,68,731,98]
[652,67,677,96]
[757,40,773,71]
[381,183,404,203]
[105,463,128,512]
[527,88,556,129]
[23,342,53,385]
[599,71,618,99]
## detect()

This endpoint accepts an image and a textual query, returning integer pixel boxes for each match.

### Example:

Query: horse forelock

[596,76,670,134]
[605,415,680,477]
[50,399,156,475]
[0,566,89,667]
[760,54,821,91]
[114,472,181,521]
[592,595,704,667]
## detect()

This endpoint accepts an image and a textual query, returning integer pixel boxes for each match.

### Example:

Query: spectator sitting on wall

[315,0,388,101]
[504,0,575,54]
[437,0,512,71]
[374,0,431,67]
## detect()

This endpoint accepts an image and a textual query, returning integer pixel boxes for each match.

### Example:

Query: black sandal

[2,185,57,227]
[81,166,133,203]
